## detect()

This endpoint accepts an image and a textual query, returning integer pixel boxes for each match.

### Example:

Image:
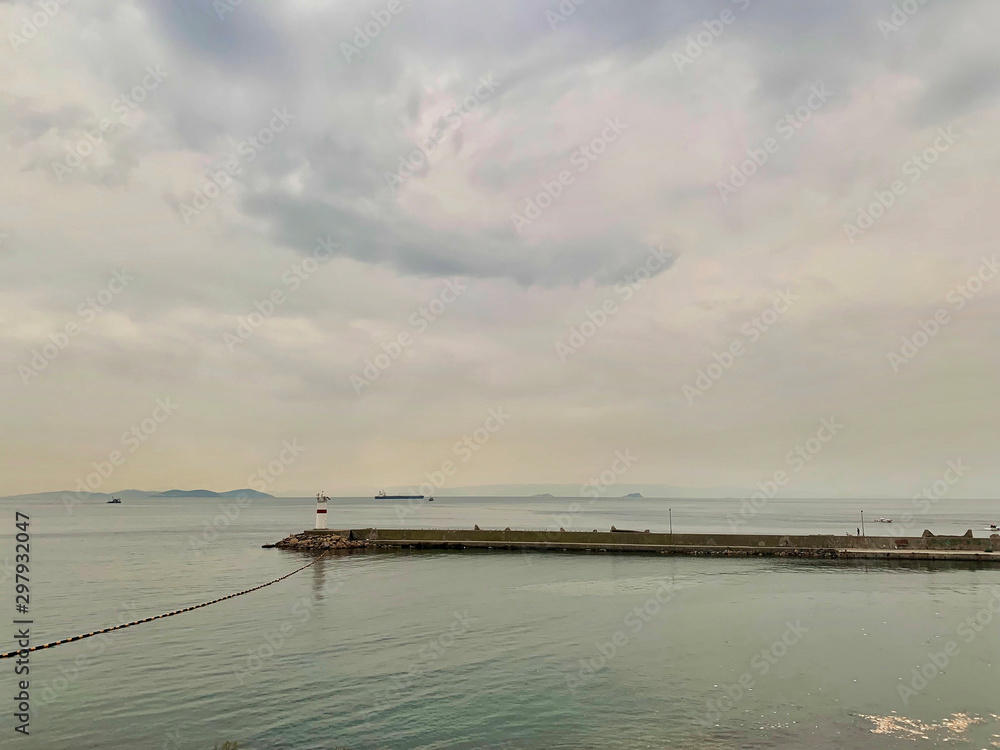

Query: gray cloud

[0,0,998,496]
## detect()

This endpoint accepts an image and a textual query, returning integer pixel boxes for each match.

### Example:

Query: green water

[1,497,998,748]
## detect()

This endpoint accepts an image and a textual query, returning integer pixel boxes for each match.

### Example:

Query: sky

[1,0,998,499]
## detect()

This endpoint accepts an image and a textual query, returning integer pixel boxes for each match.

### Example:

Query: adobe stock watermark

[60,398,180,514]
[581,450,638,498]
[727,418,843,531]
[18,269,134,385]
[7,0,73,53]
[897,586,1000,705]
[879,0,933,39]
[340,0,407,63]
[509,116,628,234]
[384,73,501,192]
[895,459,970,535]
[547,498,596,532]
[512,494,614,563]
[394,407,512,520]
[373,611,477,710]
[697,620,809,725]
[546,0,587,30]
[567,581,678,694]
[683,289,798,404]
[843,127,959,244]
[555,246,674,362]
[189,440,305,551]
[247,439,306,492]
[50,65,168,183]
[177,107,295,224]
[223,235,338,352]
[189,492,255,553]
[349,277,467,395]
[156,730,183,750]
[887,255,998,372]
[672,0,752,72]
[233,572,348,686]
[36,601,140,707]
[716,83,833,202]
[214,0,247,21]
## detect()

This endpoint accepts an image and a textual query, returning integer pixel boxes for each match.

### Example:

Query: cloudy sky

[1,0,998,498]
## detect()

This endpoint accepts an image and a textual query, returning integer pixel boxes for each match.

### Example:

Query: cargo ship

[375,490,424,500]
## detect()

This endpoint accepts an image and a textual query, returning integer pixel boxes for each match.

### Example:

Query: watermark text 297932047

[13,511,32,735]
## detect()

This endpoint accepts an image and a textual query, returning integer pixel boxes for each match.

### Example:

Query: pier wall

[303,528,1000,560]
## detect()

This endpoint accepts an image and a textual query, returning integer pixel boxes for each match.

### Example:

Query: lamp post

[860,510,865,538]
[669,508,673,536]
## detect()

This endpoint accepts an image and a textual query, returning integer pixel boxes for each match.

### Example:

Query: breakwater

[284,527,1000,562]
[265,532,369,551]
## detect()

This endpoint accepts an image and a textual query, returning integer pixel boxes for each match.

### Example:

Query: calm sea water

[1,495,999,749]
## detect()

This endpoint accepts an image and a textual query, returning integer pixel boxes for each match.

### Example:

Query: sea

[1,494,998,749]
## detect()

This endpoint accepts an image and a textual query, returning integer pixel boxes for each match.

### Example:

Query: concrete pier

[300,528,1000,563]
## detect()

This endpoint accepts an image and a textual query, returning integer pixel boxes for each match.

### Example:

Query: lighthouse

[315,492,329,529]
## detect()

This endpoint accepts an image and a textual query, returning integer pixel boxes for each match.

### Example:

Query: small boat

[990,524,998,530]
[107,497,122,504]
[427,496,434,502]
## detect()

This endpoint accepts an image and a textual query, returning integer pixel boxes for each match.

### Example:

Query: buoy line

[0,551,330,659]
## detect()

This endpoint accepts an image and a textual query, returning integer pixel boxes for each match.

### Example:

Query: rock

[267,532,369,552]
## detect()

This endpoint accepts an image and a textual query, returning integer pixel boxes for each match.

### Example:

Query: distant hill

[153,489,218,497]
[624,492,643,498]
[0,488,274,502]
[152,489,274,499]
[428,483,758,498]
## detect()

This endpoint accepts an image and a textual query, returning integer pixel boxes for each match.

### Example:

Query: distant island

[624,492,643,498]
[152,489,274,499]
[532,493,555,497]
[0,488,277,502]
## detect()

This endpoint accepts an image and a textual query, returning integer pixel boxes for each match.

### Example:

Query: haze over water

[2,496,998,749]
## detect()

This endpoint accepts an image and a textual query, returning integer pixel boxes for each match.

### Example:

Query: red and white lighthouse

[315,492,329,529]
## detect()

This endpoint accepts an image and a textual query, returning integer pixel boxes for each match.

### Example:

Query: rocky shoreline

[263,532,369,552]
